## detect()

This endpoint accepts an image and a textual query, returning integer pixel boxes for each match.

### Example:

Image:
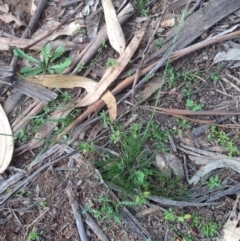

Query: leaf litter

[1,0,240,240]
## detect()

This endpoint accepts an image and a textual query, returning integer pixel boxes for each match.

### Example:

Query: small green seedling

[201,221,218,237]
[14,43,71,77]
[27,230,41,241]
[106,58,118,67]
[210,73,220,83]
[208,126,240,157]
[164,208,176,222]
[206,175,222,189]
[79,142,96,154]
[39,198,47,208]
[186,99,204,111]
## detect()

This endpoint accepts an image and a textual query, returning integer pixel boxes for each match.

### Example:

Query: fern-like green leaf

[51,46,66,62]
[13,49,41,64]
[41,43,52,66]
[21,67,45,78]
[49,58,71,73]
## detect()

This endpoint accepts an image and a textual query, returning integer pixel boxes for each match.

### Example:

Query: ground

[0,0,240,241]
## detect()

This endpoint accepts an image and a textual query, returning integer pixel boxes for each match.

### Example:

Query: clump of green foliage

[208,125,240,157]
[13,43,71,77]
[96,115,188,202]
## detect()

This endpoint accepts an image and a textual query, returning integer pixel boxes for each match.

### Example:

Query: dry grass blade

[102,0,125,54]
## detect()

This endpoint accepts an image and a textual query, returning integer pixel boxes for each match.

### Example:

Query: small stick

[23,3,83,50]
[66,187,89,241]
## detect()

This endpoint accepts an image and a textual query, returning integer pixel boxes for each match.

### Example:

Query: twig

[65,187,89,241]
[23,3,84,50]
[11,0,48,69]
[60,0,83,8]
[25,208,50,229]
[207,183,240,203]
[78,204,109,241]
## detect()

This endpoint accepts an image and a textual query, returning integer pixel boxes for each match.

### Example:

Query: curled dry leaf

[0,104,14,173]
[0,14,25,27]
[26,74,117,121]
[79,25,147,106]
[102,0,125,54]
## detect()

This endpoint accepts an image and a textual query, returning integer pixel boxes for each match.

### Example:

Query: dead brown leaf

[26,75,117,120]
[102,0,125,54]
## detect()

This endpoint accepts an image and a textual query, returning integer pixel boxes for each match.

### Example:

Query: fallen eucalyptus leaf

[102,0,125,54]
[26,74,117,121]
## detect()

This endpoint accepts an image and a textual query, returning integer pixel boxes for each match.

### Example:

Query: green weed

[208,125,240,157]
[206,175,222,190]
[186,99,204,111]
[89,196,136,223]
[106,58,118,67]
[201,221,218,237]
[79,142,96,154]
[39,198,47,208]
[136,0,149,16]
[154,38,164,49]
[96,120,188,200]
[27,230,41,241]
[14,43,71,77]
[210,73,220,83]
[164,208,176,222]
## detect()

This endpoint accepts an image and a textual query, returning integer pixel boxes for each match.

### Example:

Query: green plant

[78,63,85,72]
[14,43,71,77]
[14,129,28,143]
[89,196,121,223]
[206,175,222,189]
[18,188,32,197]
[182,234,196,241]
[191,214,201,228]
[175,118,192,135]
[106,58,118,67]
[27,230,41,241]
[39,198,47,208]
[201,221,218,237]
[101,39,107,48]
[210,72,220,83]
[208,126,240,157]
[141,7,149,17]
[136,0,149,16]
[164,208,176,222]
[186,99,204,111]
[79,142,96,154]
[96,122,188,200]
[154,38,164,49]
